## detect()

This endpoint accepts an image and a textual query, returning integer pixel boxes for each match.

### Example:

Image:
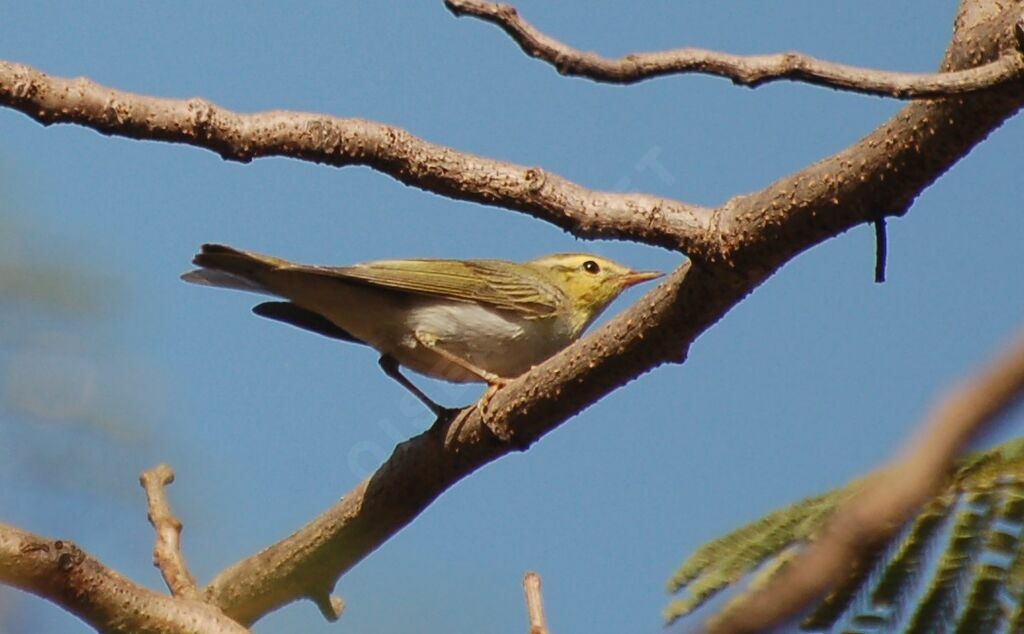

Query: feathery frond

[665,437,1024,631]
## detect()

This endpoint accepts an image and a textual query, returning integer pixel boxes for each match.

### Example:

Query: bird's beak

[620,270,663,288]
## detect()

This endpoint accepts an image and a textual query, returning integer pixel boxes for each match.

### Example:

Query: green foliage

[665,438,1024,632]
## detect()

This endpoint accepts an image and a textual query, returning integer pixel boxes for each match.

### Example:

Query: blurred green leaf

[666,438,1024,632]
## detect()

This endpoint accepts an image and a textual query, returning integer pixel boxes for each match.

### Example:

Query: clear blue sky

[1,2,1021,633]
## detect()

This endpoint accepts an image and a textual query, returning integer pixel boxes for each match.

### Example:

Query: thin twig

[524,572,549,634]
[706,327,1024,633]
[141,464,199,599]
[445,0,1024,98]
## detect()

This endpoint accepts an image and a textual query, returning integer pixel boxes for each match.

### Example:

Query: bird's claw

[478,378,521,445]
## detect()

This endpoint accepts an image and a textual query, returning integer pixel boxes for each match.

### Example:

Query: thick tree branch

[0,60,711,255]
[2,1,1022,628]
[205,5,1024,626]
[445,0,1024,97]
[707,326,1024,633]
[0,522,248,634]
[201,259,745,625]
[141,464,199,600]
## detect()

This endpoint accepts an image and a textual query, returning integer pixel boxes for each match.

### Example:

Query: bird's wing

[318,259,562,317]
[184,244,561,318]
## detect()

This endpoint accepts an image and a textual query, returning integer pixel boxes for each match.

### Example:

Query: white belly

[393,302,571,382]
[292,283,572,383]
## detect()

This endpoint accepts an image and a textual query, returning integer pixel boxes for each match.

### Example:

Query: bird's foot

[479,377,525,446]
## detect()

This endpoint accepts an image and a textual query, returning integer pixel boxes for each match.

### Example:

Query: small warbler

[183,244,661,415]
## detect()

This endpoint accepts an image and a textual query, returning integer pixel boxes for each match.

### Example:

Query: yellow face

[528,254,662,334]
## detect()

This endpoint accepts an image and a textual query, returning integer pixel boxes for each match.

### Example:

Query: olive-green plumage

[183,243,661,412]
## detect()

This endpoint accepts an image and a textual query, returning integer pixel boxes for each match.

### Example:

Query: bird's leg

[413,332,512,434]
[378,354,451,419]
[413,331,508,385]
[413,331,511,401]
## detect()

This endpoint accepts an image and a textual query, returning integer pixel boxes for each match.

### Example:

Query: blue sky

[1,2,1021,633]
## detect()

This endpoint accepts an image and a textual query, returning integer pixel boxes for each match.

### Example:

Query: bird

[182,244,662,416]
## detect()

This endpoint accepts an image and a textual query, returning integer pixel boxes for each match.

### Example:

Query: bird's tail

[181,244,290,294]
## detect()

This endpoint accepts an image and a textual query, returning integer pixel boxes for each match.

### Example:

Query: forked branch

[0,522,248,634]
[200,4,1024,626]
[0,0,1022,629]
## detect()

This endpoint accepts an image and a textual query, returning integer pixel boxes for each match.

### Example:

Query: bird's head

[528,253,662,335]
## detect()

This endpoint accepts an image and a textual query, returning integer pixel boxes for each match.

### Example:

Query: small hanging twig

[873,218,888,283]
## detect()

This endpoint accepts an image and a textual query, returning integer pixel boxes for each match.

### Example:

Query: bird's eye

[582,260,601,274]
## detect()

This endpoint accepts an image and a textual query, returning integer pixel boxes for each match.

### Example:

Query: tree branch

[196,5,1024,625]
[706,326,1024,633]
[0,60,711,255]
[445,0,1024,98]
[141,464,199,600]
[2,1,1022,628]
[0,522,248,634]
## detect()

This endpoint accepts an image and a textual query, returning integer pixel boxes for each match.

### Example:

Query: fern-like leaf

[903,492,997,633]
[665,437,1024,630]
[663,489,851,624]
